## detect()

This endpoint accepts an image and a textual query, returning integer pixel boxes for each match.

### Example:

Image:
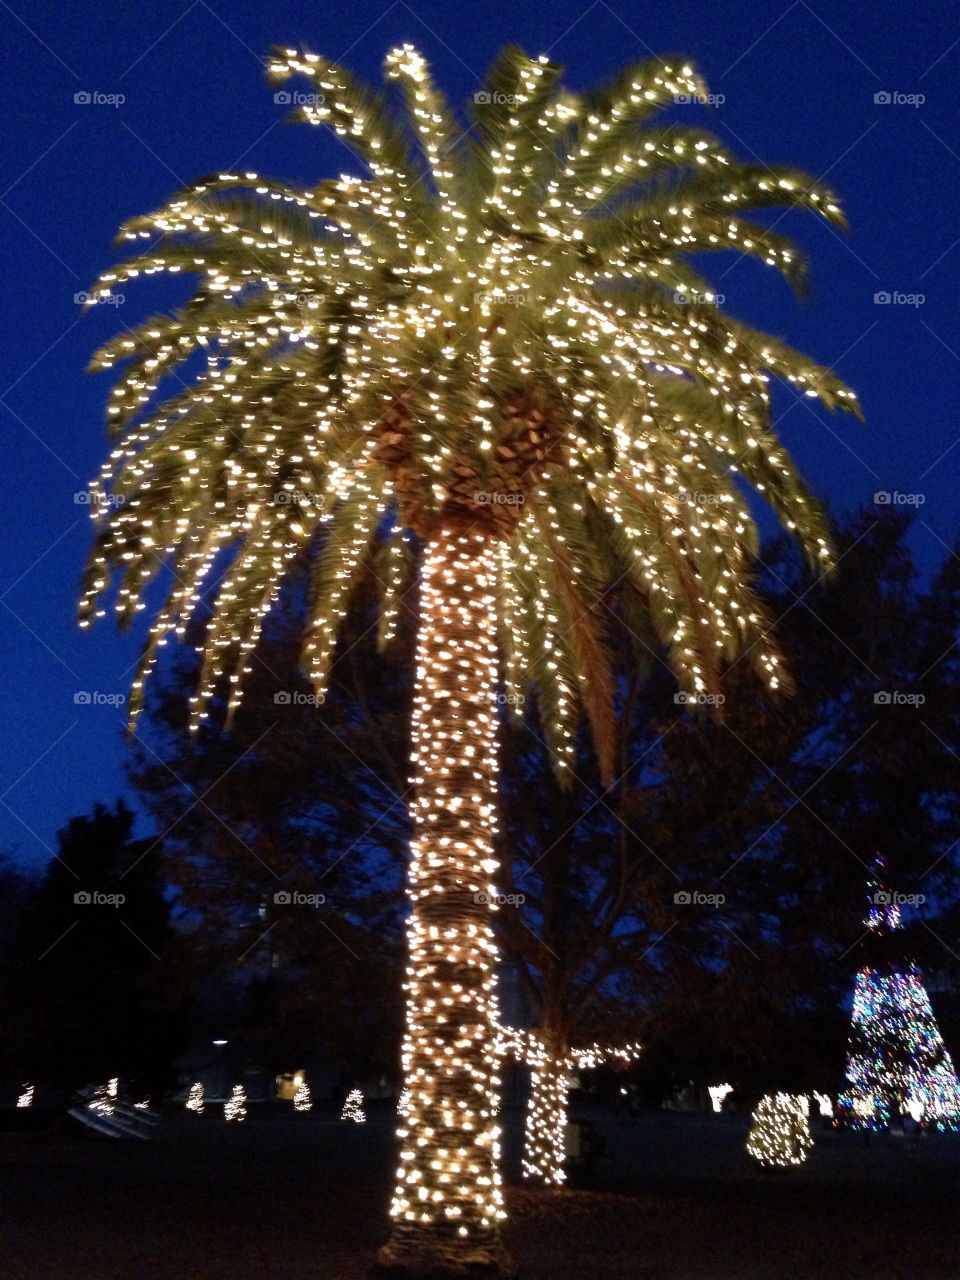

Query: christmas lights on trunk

[496,1026,641,1186]
[380,523,509,1274]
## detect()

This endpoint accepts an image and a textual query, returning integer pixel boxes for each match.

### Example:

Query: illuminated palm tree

[80,44,859,1277]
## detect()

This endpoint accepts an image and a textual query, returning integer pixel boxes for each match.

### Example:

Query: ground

[1,1102,957,1279]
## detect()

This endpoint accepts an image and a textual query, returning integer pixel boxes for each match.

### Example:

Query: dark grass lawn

[1,1103,958,1279]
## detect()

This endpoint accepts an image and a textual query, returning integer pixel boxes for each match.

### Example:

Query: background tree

[1,802,184,1094]
[132,569,412,1084]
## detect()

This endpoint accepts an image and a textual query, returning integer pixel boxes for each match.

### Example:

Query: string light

[708,1083,733,1113]
[383,526,508,1268]
[89,1077,119,1118]
[185,1082,205,1115]
[496,1026,641,1185]
[397,1087,411,1116]
[812,1091,833,1118]
[293,1075,313,1112]
[745,1094,813,1167]
[17,1084,34,1109]
[224,1084,247,1122]
[341,1088,366,1123]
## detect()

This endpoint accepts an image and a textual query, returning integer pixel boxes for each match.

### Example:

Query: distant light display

[224,1084,247,1123]
[496,1025,641,1184]
[708,1083,733,1113]
[293,1077,313,1112]
[341,1088,366,1123]
[838,858,960,1131]
[746,1093,813,1167]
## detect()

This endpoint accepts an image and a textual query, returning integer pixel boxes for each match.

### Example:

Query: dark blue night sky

[1,0,957,868]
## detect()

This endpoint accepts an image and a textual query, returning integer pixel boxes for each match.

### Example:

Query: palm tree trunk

[522,1030,569,1187]
[376,517,514,1279]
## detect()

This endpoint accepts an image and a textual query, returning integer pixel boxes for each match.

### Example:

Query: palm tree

[80,44,859,1277]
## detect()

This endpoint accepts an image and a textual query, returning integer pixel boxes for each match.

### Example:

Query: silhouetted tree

[2,802,185,1093]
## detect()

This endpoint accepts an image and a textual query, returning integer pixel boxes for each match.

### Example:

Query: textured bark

[371,388,566,541]
[376,517,514,1278]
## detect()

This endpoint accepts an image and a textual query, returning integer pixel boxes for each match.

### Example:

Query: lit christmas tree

[224,1084,247,1122]
[293,1077,312,1112]
[746,1093,813,1167]
[89,1077,118,1118]
[17,1084,34,1109]
[837,858,960,1131]
[185,1082,204,1115]
[341,1088,366,1123]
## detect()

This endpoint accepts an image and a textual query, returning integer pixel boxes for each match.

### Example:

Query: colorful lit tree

[746,1093,812,1167]
[837,859,960,1131]
[81,43,857,1277]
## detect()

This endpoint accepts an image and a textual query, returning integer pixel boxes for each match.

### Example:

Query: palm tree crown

[81,45,858,778]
